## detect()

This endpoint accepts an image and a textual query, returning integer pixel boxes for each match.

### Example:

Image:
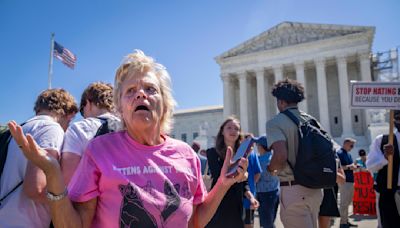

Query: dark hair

[80,82,114,116]
[358,149,366,156]
[215,116,243,159]
[271,78,305,103]
[34,88,78,116]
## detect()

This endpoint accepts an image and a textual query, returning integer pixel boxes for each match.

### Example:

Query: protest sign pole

[387,110,395,189]
[48,33,55,89]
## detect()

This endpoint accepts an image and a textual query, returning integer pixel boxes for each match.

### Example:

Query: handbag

[202,161,213,192]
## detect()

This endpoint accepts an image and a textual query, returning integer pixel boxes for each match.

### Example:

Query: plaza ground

[253,204,378,228]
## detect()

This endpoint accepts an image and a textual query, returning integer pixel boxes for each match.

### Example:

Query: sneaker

[347,222,358,227]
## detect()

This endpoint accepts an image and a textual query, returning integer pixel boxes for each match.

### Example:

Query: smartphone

[225,138,254,178]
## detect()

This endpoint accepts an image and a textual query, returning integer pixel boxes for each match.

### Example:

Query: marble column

[315,58,331,133]
[238,72,249,133]
[359,52,372,81]
[222,73,233,118]
[359,52,372,128]
[337,55,354,137]
[295,61,308,112]
[273,65,283,114]
[256,68,267,135]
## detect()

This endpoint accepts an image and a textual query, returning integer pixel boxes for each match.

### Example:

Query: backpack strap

[281,110,300,172]
[94,117,111,137]
[281,109,300,126]
[0,180,23,206]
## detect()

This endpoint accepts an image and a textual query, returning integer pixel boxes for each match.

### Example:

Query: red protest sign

[353,171,377,216]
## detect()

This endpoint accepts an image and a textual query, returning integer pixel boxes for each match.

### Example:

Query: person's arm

[191,147,249,227]
[366,135,388,173]
[254,173,261,183]
[9,121,94,228]
[336,167,346,184]
[23,149,59,203]
[61,152,82,185]
[244,190,259,209]
[267,141,287,172]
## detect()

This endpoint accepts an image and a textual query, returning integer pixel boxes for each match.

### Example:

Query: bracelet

[46,188,68,201]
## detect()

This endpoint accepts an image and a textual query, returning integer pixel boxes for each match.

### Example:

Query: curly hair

[34,88,78,116]
[215,116,243,159]
[80,82,114,116]
[271,78,305,103]
[114,50,177,134]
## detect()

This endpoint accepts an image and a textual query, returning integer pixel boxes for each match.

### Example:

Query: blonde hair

[113,50,177,134]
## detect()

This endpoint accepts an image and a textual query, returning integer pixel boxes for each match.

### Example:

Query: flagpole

[48,33,55,89]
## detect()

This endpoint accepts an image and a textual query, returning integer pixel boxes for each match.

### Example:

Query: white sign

[350,81,400,109]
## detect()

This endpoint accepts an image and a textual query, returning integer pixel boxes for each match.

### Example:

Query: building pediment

[217,22,374,60]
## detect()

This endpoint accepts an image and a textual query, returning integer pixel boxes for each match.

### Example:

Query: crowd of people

[0,49,399,228]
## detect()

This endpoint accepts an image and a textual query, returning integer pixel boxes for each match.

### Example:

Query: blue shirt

[243,150,262,209]
[256,151,280,193]
[337,148,354,183]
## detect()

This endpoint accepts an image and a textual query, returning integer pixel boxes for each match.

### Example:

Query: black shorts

[319,187,340,217]
[244,208,255,224]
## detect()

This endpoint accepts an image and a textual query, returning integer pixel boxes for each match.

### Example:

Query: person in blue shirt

[355,149,367,172]
[242,133,262,228]
[254,136,280,228]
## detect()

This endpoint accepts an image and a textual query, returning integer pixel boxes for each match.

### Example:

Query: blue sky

[1,0,399,124]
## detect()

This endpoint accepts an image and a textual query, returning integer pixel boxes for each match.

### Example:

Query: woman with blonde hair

[9,50,248,228]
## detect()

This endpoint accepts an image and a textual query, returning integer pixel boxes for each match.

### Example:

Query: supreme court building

[215,22,376,144]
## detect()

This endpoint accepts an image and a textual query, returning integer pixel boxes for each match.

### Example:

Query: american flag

[53,41,76,69]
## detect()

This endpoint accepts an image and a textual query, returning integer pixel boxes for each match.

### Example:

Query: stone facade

[215,22,375,147]
[171,105,223,150]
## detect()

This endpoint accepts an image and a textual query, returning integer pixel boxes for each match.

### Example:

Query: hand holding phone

[225,138,254,178]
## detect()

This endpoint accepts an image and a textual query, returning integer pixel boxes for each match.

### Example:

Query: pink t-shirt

[68,131,207,228]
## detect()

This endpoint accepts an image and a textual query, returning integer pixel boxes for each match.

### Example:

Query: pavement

[253,205,378,228]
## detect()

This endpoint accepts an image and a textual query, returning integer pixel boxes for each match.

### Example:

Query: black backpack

[94,117,115,137]
[0,123,25,206]
[0,125,13,177]
[282,109,337,189]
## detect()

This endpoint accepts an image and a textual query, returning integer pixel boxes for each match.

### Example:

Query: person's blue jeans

[257,189,279,228]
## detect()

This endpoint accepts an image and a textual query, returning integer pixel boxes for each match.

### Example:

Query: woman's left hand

[218,147,249,187]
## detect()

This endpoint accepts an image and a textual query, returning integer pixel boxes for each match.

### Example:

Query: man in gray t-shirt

[266,78,323,228]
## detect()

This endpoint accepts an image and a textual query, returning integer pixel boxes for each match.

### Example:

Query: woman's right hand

[8,121,60,174]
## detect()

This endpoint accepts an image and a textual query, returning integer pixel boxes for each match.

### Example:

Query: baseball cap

[254,136,268,151]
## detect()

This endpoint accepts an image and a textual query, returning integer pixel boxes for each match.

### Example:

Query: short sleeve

[33,124,64,154]
[266,119,286,147]
[68,146,101,202]
[253,153,262,175]
[192,154,208,205]
[62,120,97,156]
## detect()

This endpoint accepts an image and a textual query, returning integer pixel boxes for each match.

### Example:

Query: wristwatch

[267,165,278,174]
[46,188,68,201]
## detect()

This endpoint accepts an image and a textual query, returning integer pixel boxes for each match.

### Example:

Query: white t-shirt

[366,130,400,187]
[0,115,64,228]
[62,113,120,157]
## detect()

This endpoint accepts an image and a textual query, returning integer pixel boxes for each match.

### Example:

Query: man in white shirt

[366,110,400,228]
[61,82,120,184]
[0,88,78,228]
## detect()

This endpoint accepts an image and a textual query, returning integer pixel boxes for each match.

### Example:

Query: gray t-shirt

[266,107,310,182]
[0,115,64,228]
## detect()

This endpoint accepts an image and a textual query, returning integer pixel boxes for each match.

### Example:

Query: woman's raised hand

[219,146,249,187]
[8,121,60,174]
